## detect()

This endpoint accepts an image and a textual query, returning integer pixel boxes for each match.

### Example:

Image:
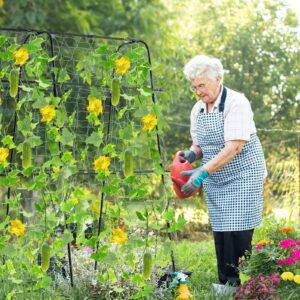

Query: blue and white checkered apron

[197,87,265,231]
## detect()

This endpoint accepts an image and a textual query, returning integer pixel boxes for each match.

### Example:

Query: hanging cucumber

[9,68,19,98]
[111,77,120,106]
[143,251,152,280]
[124,149,133,177]
[22,141,32,169]
[41,243,51,272]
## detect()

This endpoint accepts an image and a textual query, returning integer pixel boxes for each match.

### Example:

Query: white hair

[183,55,224,81]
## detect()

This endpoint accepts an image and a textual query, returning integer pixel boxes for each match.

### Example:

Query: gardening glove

[181,167,209,194]
[178,150,196,163]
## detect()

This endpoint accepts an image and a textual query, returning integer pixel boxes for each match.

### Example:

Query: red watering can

[170,151,200,199]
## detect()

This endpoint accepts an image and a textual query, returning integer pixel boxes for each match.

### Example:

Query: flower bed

[234,220,300,299]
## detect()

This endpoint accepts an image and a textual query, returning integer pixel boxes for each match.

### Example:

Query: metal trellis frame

[0,28,176,287]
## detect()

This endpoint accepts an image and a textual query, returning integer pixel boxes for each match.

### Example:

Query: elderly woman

[179,55,266,287]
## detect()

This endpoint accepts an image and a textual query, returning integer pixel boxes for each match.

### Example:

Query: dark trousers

[213,229,254,286]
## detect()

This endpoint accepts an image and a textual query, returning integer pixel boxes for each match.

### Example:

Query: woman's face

[191,76,222,104]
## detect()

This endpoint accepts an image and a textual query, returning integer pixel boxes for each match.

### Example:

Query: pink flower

[279,239,297,249]
[270,273,281,286]
[290,249,300,260]
[296,240,300,246]
[83,245,94,254]
[278,257,296,266]
[256,244,263,251]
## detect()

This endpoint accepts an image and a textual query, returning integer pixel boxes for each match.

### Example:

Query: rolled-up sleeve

[224,96,255,142]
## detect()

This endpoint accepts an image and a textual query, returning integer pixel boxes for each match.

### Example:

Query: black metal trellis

[0,28,176,287]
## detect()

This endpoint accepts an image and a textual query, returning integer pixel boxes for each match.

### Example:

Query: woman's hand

[178,150,196,163]
[180,167,209,194]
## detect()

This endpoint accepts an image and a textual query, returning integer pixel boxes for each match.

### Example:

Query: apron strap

[218,87,227,112]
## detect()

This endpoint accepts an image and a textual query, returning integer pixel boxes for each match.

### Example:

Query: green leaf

[61,128,74,146]
[17,115,33,136]
[46,127,61,142]
[91,245,109,262]
[163,209,175,221]
[62,151,76,164]
[86,113,101,126]
[48,55,57,62]
[16,98,27,110]
[0,65,9,79]
[60,200,74,213]
[25,37,44,52]
[22,166,35,177]
[103,144,117,157]
[112,286,124,293]
[27,135,43,147]
[95,44,110,55]
[0,217,9,230]
[136,211,146,221]
[28,172,48,190]
[108,268,118,283]
[102,179,121,195]
[68,111,76,126]
[176,214,187,230]
[57,68,70,83]
[62,89,72,102]
[1,135,15,149]
[131,273,144,284]
[80,69,92,85]
[0,35,8,48]
[36,78,52,89]
[19,85,33,92]
[85,131,103,147]
[8,277,23,284]
[138,86,153,97]
[33,275,52,290]
[130,284,153,299]
[0,170,20,187]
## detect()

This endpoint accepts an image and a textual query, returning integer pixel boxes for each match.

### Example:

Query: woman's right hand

[178,150,196,163]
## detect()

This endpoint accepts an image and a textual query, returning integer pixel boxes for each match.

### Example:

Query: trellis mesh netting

[0,29,175,292]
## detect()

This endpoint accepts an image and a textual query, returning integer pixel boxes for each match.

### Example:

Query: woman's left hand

[181,167,209,194]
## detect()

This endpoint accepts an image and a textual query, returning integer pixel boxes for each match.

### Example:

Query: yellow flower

[52,166,60,173]
[13,48,29,66]
[115,56,131,75]
[40,105,56,123]
[257,239,268,245]
[281,272,294,281]
[142,113,157,131]
[0,147,9,163]
[294,275,300,284]
[70,197,78,206]
[9,219,25,237]
[86,97,103,117]
[94,155,111,172]
[111,227,127,245]
[0,0,4,9]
